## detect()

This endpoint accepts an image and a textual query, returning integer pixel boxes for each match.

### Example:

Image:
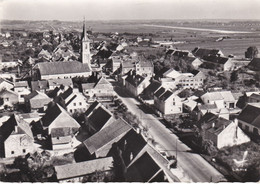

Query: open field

[1,19,260,57]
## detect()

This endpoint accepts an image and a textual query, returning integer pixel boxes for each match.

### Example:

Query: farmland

[1,19,260,57]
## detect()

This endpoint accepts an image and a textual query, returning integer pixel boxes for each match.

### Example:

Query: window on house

[57,137,59,140]
[11,151,14,154]
[73,103,76,106]
[23,149,26,153]
[238,122,242,127]
[70,109,73,113]
[79,102,82,106]
[6,98,9,101]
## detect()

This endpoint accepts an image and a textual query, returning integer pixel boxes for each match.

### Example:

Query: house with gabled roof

[110,129,178,182]
[54,157,114,182]
[0,114,35,158]
[83,118,132,158]
[141,80,161,101]
[58,87,88,114]
[162,69,205,89]
[192,47,224,58]
[199,113,250,149]
[0,89,18,108]
[237,103,260,137]
[183,56,203,69]
[31,80,48,93]
[80,101,114,135]
[39,103,80,150]
[154,87,182,115]
[24,90,52,112]
[35,61,91,80]
[38,49,51,60]
[0,78,13,91]
[202,55,234,71]
[14,81,31,103]
[82,77,114,100]
[125,72,150,97]
[201,91,236,109]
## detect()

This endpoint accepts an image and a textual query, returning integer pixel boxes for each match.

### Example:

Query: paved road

[113,83,226,182]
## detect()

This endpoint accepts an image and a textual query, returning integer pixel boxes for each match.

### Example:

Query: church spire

[82,17,89,41]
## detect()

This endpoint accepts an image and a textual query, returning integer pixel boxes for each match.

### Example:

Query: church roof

[37,61,91,76]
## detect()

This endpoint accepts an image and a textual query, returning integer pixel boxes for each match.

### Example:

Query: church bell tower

[81,18,91,67]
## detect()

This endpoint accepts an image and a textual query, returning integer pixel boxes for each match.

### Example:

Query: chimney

[212,123,215,128]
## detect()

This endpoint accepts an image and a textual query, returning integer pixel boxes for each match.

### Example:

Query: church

[34,21,92,80]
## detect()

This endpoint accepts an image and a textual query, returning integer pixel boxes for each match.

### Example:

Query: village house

[83,118,131,158]
[34,61,91,80]
[162,69,205,89]
[24,91,52,112]
[121,58,154,78]
[0,89,18,108]
[37,49,52,60]
[0,114,35,158]
[48,78,73,90]
[31,80,49,93]
[237,103,260,137]
[113,130,176,182]
[202,55,235,71]
[198,113,250,149]
[141,80,161,102]
[14,81,31,103]
[54,157,114,182]
[200,91,236,109]
[59,87,88,114]
[248,93,260,103]
[82,77,114,100]
[39,103,80,150]
[183,56,203,69]
[0,78,14,91]
[82,101,114,135]
[125,72,151,97]
[154,87,183,115]
[192,47,224,58]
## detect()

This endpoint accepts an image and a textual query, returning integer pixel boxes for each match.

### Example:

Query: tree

[245,46,259,59]
[230,70,238,82]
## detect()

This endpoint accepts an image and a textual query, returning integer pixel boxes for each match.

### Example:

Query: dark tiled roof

[159,90,173,101]
[202,116,231,135]
[125,74,145,87]
[203,55,229,64]
[37,61,90,76]
[48,78,73,87]
[83,118,131,154]
[196,112,218,128]
[237,104,260,128]
[166,49,175,55]
[154,87,166,98]
[248,58,260,71]
[88,106,112,131]
[59,87,73,100]
[144,81,161,94]
[84,101,99,117]
[41,104,62,127]
[115,129,147,166]
[172,50,189,57]
[126,152,161,182]
[193,48,221,58]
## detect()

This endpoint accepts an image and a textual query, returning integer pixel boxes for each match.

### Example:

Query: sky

[0,0,260,21]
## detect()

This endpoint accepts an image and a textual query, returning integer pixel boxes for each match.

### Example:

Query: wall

[4,134,35,158]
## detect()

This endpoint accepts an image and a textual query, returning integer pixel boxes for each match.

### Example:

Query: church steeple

[81,17,91,67]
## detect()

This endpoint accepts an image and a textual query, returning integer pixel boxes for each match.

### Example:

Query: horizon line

[1,18,260,22]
